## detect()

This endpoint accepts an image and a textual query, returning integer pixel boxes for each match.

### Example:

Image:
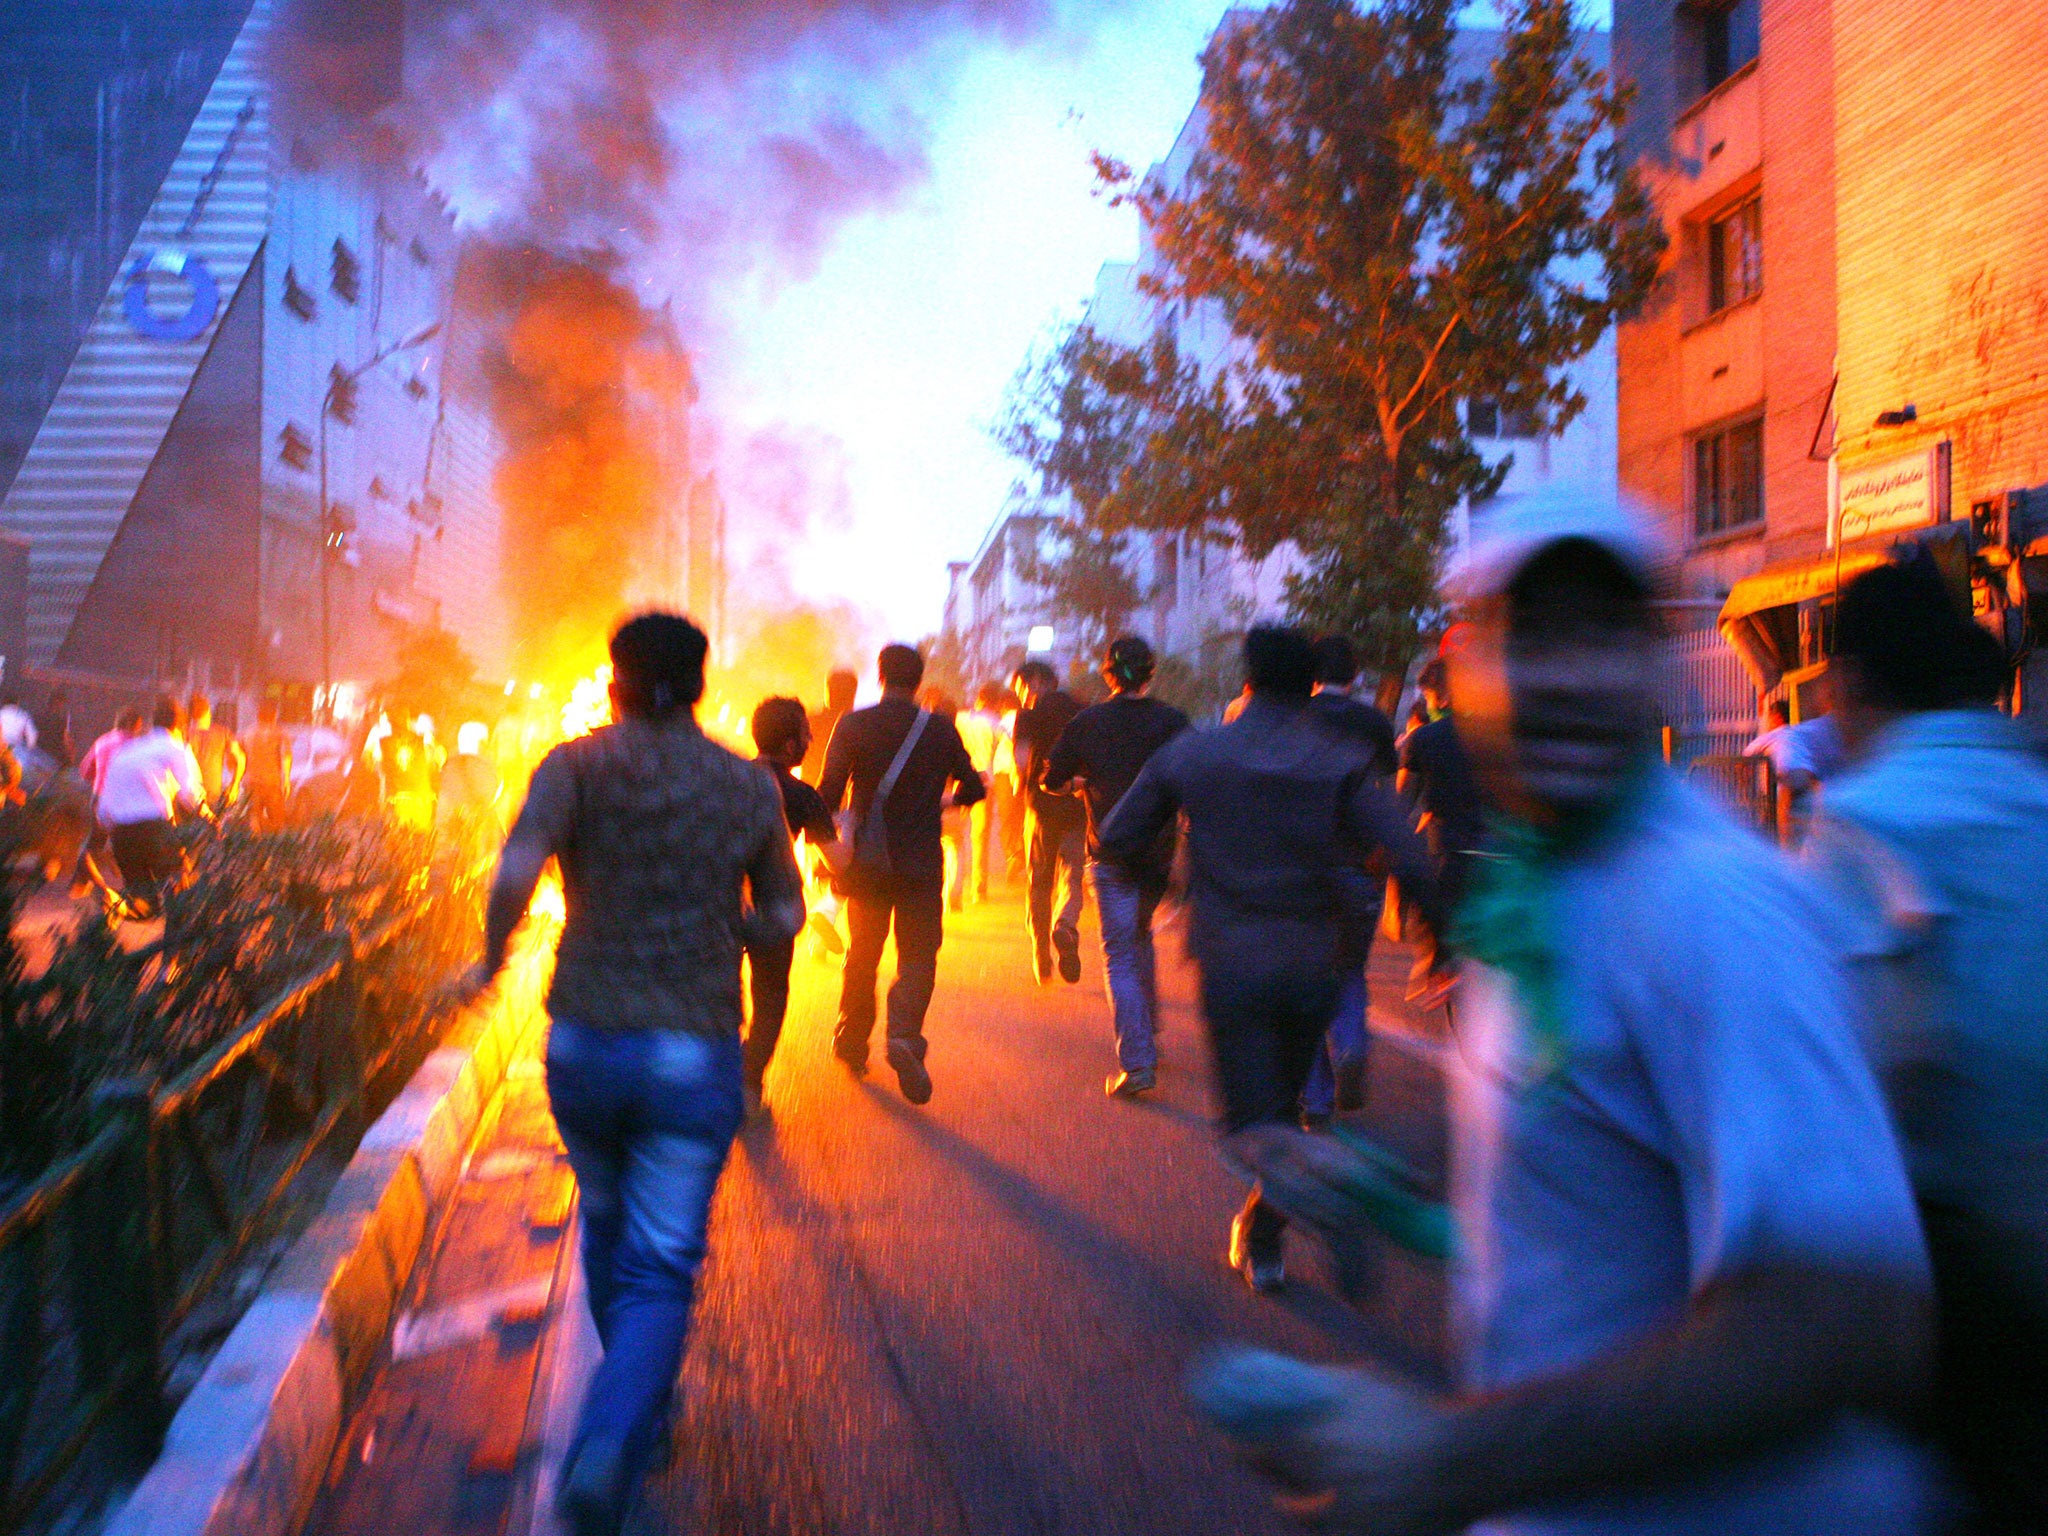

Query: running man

[459,613,803,1536]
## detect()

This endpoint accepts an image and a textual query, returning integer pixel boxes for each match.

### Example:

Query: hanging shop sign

[1834,441,1950,546]
[122,247,220,342]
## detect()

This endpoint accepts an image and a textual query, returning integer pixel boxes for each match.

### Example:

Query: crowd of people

[459,479,2048,1536]
[0,685,514,918]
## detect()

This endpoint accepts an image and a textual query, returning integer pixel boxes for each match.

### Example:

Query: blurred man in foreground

[1199,489,1940,1533]
[461,613,803,1536]
[1808,553,2048,1532]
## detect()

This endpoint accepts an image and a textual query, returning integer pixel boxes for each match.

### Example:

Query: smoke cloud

[277,0,1057,696]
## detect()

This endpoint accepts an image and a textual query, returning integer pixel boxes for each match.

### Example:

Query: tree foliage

[1009,0,1664,672]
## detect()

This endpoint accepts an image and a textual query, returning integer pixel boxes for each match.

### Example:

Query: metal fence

[0,892,473,1534]
[1660,627,1758,766]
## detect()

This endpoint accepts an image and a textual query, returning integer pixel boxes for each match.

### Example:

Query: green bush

[0,818,478,1182]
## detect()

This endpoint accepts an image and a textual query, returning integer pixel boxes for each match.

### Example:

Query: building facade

[0,0,516,720]
[1615,0,2048,726]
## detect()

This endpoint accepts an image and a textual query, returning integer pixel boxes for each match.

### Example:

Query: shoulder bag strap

[871,709,931,816]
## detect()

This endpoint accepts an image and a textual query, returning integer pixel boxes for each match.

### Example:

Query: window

[1468,397,1540,440]
[1682,0,1760,98]
[1692,417,1763,538]
[331,238,361,305]
[1706,196,1762,313]
[277,422,313,471]
[282,265,316,322]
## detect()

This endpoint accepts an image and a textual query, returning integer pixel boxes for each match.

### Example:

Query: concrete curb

[104,988,542,1536]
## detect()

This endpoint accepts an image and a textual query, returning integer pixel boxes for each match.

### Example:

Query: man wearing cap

[1203,487,1940,1533]
[1041,636,1190,1097]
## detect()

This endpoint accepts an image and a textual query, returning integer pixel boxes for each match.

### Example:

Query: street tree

[1034,0,1664,671]
[993,330,1153,661]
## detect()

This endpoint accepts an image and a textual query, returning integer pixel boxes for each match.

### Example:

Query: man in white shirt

[99,697,208,914]
[958,684,1006,902]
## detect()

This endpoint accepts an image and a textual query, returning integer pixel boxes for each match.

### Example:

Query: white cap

[1444,481,1670,606]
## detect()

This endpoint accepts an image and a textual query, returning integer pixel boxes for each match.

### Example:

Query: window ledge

[1689,520,1766,552]
[1675,58,1760,132]
[1680,289,1763,340]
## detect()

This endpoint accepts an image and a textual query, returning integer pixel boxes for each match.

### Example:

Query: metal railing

[1660,626,1758,766]
[0,890,474,1534]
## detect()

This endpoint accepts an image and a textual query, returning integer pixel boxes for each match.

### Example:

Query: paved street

[643,892,1451,1536]
[307,889,1453,1536]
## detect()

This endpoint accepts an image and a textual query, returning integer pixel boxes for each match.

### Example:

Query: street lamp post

[317,321,441,701]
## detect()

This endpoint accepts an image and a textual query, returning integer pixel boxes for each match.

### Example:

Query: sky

[710,2,1233,642]
[704,0,1611,643]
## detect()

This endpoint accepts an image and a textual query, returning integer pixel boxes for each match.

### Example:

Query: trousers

[742,935,795,1090]
[545,1020,743,1486]
[1028,812,1085,953]
[1092,859,1162,1071]
[1198,931,1342,1257]
[836,879,944,1061]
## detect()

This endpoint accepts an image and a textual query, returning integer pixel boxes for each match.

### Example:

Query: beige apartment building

[1615,0,2048,730]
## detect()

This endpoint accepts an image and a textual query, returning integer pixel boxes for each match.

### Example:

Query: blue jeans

[1301,965,1369,1120]
[545,1019,744,1485]
[1092,859,1161,1071]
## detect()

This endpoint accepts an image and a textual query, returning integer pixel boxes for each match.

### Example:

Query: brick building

[1616,0,2048,728]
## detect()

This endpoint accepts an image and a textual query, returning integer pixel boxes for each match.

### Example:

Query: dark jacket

[1013,689,1085,833]
[819,696,985,891]
[1307,689,1397,778]
[1100,695,1438,964]
[1041,692,1189,865]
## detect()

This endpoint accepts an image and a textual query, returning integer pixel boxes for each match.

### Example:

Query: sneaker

[556,1437,627,1536]
[834,1040,869,1078]
[1106,1067,1156,1098]
[887,1040,933,1106]
[1228,1210,1286,1294]
[1053,933,1082,985]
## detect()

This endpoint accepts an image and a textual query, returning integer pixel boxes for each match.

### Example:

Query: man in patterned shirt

[460,612,803,1536]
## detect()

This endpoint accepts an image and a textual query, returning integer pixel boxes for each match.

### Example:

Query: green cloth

[1449,759,1656,1081]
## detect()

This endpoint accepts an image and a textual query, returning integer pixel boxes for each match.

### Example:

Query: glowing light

[560,666,613,739]
[1027,625,1055,654]
[529,682,546,701]
[530,875,567,922]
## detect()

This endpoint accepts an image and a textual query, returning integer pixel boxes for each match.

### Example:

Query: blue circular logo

[123,248,219,342]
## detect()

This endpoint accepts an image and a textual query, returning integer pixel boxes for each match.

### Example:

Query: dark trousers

[743,936,795,1090]
[1921,1198,2048,1533]
[1027,813,1085,954]
[1198,936,1341,1258]
[836,880,944,1062]
[109,819,182,909]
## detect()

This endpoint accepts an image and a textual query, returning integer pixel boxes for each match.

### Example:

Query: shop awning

[1717,548,1890,690]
